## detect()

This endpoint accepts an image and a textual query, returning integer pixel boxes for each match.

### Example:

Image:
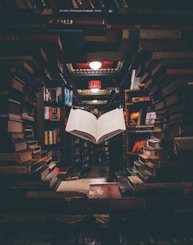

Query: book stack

[126,136,193,195]
[132,37,193,138]
[0,56,57,194]
[124,36,193,195]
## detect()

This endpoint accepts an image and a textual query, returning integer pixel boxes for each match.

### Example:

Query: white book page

[96,108,126,142]
[66,109,97,139]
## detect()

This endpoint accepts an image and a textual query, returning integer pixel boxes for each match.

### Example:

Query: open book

[65,108,126,144]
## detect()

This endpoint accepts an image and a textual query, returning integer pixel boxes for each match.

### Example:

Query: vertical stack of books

[123,34,193,195]
[126,136,193,195]
[0,56,56,194]
[132,36,193,138]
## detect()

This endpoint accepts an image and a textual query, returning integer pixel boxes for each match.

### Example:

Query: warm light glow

[91,88,100,93]
[89,61,102,70]
[88,80,101,92]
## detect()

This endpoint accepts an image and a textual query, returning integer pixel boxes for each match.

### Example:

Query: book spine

[143,181,193,191]
[122,29,182,40]
[139,40,193,52]
[0,33,61,43]
[46,17,105,27]
[152,51,193,59]
[0,165,31,174]
[166,68,193,76]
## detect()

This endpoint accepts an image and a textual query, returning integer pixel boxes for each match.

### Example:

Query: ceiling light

[89,61,102,70]
[91,88,100,93]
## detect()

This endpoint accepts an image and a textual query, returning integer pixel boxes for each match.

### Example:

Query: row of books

[44,86,62,103]
[44,106,61,120]
[13,0,129,12]
[118,135,193,196]
[44,128,61,145]
[130,37,193,138]
[12,0,193,16]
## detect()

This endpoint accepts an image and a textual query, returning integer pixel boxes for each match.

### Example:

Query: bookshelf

[124,89,156,167]
[70,136,93,174]
[96,140,110,165]
[41,84,65,162]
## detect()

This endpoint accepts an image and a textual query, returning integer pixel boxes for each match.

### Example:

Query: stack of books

[126,136,193,195]
[0,56,57,193]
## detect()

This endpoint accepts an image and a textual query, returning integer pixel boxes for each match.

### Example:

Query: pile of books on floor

[118,135,193,196]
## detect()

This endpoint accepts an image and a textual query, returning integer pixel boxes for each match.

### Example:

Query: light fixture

[89,61,102,70]
[89,80,101,93]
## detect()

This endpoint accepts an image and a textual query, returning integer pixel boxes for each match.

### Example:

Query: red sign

[88,80,101,89]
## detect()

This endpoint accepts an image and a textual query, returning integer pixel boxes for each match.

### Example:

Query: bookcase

[37,83,74,165]
[70,136,93,174]
[124,88,156,168]
[95,140,110,165]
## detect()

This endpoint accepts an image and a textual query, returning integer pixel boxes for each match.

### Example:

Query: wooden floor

[81,163,109,179]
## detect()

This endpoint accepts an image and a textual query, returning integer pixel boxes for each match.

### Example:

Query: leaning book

[65,108,126,144]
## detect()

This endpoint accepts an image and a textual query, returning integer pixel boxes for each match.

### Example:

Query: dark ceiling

[0,0,193,111]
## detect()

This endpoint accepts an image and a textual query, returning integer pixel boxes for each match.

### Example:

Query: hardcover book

[0,150,32,164]
[146,137,161,149]
[65,108,126,144]
[0,157,42,174]
[0,75,25,94]
[0,117,23,133]
[139,39,193,52]
[0,96,22,117]
[143,146,169,159]
[0,138,27,153]
[128,175,193,192]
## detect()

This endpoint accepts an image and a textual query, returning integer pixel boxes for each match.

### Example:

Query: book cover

[145,161,193,181]
[139,39,193,52]
[0,158,43,174]
[0,150,32,164]
[122,29,182,40]
[143,146,169,159]
[0,96,22,116]
[65,108,126,144]
[162,76,193,97]
[149,157,193,169]
[151,51,193,60]
[0,74,25,94]
[128,175,193,192]
[146,137,161,149]
[0,56,34,75]
[0,138,27,153]
[173,136,193,157]
[0,117,23,133]
[0,33,62,47]
[0,132,24,141]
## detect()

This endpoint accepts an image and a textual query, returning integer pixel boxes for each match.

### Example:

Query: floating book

[65,108,126,144]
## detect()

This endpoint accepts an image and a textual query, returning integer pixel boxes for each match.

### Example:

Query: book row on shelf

[12,0,136,13]
[117,37,193,197]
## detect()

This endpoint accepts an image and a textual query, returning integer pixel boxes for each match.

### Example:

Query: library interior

[1,1,193,244]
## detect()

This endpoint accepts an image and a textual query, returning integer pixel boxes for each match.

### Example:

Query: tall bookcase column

[41,84,65,162]
[124,89,156,168]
